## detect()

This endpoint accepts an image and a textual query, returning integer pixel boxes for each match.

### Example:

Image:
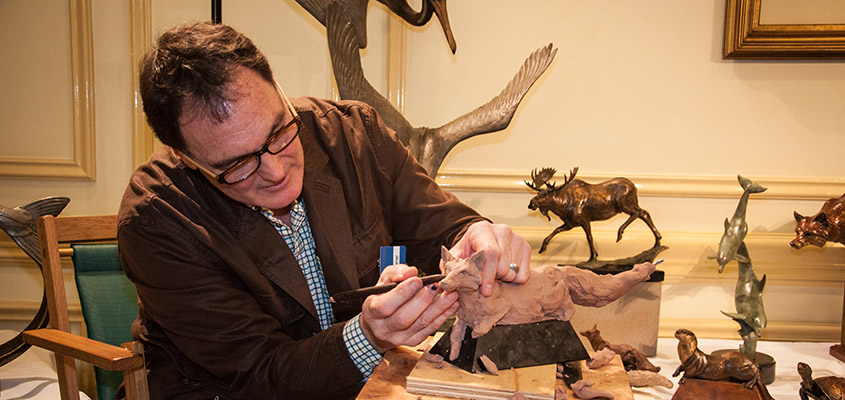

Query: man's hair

[139,21,274,151]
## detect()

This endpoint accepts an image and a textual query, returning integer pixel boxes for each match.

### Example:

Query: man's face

[178,67,304,216]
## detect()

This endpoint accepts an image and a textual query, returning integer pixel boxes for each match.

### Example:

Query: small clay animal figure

[525,167,662,259]
[791,193,845,249]
[570,380,614,399]
[711,175,767,272]
[626,370,673,389]
[579,325,660,372]
[438,247,656,360]
[672,328,774,400]
[798,362,845,400]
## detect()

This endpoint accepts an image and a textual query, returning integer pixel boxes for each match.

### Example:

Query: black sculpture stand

[572,245,668,274]
[429,320,589,373]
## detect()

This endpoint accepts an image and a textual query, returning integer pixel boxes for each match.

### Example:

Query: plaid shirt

[258,200,382,378]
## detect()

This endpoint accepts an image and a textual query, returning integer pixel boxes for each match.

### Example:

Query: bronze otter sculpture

[672,328,774,400]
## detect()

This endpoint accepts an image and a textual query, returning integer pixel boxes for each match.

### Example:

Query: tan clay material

[586,348,616,369]
[626,370,673,388]
[438,246,656,360]
[479,354,499,375]
[571,380,615,399]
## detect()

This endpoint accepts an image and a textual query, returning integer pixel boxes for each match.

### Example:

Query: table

[360,336,845,400]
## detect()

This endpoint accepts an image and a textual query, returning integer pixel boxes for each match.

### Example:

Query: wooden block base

[831,344,845,363]
[672,378,768,400]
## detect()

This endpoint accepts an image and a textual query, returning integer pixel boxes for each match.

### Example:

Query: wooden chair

[22,215,149,400]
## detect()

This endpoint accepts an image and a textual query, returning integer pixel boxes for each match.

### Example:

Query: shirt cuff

[342,313,383,380]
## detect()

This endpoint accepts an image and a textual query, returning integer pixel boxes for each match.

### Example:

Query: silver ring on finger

[509,262,519,273]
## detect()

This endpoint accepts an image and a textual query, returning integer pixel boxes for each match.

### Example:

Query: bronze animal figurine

[672,328,774,400]
[304,0,558,177]
[438,246,656,360]
[798,362,845,400]
[579,325,660,372]
[711,175,767,272]
[791,193,845,249]
[721,242,767,359]
[525,167,662,260]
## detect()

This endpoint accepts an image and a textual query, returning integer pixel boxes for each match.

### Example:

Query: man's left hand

[449,221,531,297]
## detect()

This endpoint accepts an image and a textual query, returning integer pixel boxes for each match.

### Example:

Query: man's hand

[359,264,459,354]
[449,221,531,297]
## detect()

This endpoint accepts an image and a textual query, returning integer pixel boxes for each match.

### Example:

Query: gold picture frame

[724,0,845,58]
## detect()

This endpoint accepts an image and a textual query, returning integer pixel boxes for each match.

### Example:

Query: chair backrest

[37,215,142,400]
[72,243,138,400]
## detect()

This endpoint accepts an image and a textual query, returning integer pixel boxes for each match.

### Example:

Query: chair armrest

[23,329,144,371]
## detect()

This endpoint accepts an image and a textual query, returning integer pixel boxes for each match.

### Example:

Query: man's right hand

[358,264,459,354]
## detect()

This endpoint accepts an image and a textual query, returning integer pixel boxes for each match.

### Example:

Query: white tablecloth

[632,337,844,400]
[0,329,92,400]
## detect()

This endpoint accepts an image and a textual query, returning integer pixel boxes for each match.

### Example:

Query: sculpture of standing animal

[438,246,655,360]
[711,175,767,272]
[791,193,845,249]
[525,167,661,260]
[672,328,774,400]
[579,325,660,372]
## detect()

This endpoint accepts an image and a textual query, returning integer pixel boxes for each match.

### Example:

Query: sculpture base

[672,378,768,400]
[831,344,845,362]
[712,350,776,385]
[573,245,668,274]
[429,320,589,373]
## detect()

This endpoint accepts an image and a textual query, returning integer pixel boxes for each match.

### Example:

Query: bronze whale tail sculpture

[711,175,767,272]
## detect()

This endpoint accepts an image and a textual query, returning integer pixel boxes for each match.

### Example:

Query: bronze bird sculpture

[296,0,557,177]
[0,196,69,366]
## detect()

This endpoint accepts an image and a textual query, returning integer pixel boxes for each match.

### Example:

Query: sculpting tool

[330,274,445,304]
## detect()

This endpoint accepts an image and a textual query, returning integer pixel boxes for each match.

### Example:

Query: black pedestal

[429,320,589,373]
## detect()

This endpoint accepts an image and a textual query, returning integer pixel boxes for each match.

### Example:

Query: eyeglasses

[182,81,301,185]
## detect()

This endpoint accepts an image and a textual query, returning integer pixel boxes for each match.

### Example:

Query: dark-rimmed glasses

[182,81,301,185]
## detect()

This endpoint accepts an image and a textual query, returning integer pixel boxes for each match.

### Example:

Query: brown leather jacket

[117,97,485,399]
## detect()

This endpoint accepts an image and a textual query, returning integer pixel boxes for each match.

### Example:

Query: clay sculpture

[438,246,656,360]
[579,325,660,372]
[798,362,845,400]
[525,167,662,259]
[791,193,845,249]
[672,328,774,400]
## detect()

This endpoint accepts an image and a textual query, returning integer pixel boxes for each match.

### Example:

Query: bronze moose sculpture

[525,167,662,261]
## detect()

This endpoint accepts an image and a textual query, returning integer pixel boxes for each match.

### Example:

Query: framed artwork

[724,0,845,58]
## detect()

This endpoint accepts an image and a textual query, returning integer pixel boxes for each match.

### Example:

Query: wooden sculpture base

[671,378,768,400]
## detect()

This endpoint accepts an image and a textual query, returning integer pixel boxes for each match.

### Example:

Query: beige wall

[1,0,842,344]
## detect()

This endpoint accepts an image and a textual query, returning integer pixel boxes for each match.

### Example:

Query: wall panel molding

[130,0,155,168]
[0,0,96,180]
[436,170,845,200]
[659,318,841,342]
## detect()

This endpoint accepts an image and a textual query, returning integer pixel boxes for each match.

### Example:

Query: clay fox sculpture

[438,246,656,360]
[711,175,767,272]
